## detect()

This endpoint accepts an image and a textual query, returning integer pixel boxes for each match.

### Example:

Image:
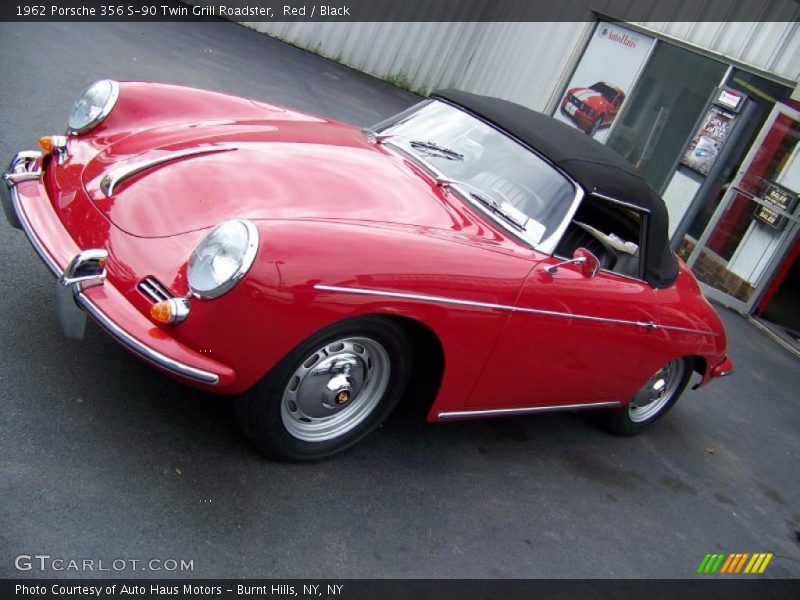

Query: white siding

[639,21,800,82]
[245,20,595,106]
[241,17,798,107]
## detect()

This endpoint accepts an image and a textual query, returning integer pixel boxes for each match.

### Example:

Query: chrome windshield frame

[367,99,585,255]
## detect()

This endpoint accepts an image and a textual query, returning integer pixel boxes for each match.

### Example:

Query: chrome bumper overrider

[2,151,41,231]
[3,151,220,386]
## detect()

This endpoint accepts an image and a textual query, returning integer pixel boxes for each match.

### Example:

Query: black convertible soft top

[432,89,679,288]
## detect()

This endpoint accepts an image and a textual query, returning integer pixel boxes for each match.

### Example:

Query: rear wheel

[235,316,412,461]
[605,357,693,436]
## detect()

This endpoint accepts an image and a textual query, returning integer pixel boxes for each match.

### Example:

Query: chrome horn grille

[138,277,174,303]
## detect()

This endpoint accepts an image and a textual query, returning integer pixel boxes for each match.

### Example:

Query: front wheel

[235,316,412,461]
[604,357,693,436]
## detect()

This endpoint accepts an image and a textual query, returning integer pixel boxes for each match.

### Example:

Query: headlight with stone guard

[67,79,119,134]
[187,220,259,299]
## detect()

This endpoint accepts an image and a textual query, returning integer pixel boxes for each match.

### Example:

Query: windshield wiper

[437,178,527,231]
[368,134,463,162]
[409,140,464,161]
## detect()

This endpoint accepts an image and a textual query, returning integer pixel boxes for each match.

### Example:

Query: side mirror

[544,248,600,278]
[574,247,600,278]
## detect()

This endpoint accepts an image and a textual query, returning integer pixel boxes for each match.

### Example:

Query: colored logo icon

[697,552,773,574]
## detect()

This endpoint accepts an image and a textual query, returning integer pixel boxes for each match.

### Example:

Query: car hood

[80,121,468,238]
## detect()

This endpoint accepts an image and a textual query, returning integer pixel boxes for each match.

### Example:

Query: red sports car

[561,81,625,136]
[3,81,731,461]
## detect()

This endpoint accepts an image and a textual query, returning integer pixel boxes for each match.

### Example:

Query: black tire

[604,357,694,436]
[235,316,412,461]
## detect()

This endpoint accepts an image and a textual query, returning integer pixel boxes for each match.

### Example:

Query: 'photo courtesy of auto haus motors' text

[1,0,799,597]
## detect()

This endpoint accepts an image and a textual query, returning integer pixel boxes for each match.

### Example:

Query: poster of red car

[561,82,625,136]
[554,22,655,142]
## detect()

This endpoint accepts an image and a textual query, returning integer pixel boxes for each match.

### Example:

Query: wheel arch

[691,355,707,378]
[352,313,446,418]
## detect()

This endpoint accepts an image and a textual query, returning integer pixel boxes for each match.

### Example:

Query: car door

[467,254,660,409]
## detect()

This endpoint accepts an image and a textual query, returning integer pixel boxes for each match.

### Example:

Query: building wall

[243,21,594,110]
[239,18,799,109]
[638,21,800,85]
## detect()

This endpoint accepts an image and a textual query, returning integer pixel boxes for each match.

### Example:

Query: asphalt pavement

[1,20,799,579]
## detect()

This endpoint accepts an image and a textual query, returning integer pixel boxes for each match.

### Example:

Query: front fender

[172,219,533,403]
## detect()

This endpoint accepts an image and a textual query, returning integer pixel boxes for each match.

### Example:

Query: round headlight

[67,79,119,135]
[187,220,259,299]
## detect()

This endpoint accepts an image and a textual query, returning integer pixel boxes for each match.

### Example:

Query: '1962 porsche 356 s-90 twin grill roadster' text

[2,80,733,460]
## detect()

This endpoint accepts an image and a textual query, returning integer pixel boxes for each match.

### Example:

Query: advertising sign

[680,107,736,176]
[754,181,798,230]
[554,22,655,142]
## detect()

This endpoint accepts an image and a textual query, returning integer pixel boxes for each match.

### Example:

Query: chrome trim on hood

[99,146,237,197]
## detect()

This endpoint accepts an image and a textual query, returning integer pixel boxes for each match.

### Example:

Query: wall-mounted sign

[554,22,655,143]
[754,181,798,230]
[715,87,745,113]
[680,106,736,176]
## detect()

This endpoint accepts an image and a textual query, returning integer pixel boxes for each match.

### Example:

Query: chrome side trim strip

[74,293,219,385]
[438,401,622,421]
[100,146,237,196]
[313,284,719,337]
[316,284,517,312]
[657,324,718,336]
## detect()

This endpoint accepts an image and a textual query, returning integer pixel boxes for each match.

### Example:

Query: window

[686,70,795,240]
[590,82,622,104]
[605,43,727,193]
[555,195,645,280]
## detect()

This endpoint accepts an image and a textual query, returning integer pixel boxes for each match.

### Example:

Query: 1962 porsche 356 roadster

[3,80,732,460]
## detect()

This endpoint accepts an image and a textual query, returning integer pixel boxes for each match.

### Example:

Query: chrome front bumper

[3,151,227,386]
[2,151,42,230]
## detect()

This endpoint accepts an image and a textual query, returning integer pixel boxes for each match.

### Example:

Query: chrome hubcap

[628,359,685,423]
[281,337,390,442]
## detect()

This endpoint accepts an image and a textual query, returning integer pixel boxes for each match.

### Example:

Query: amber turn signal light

[150,298,190,325]
[38,136,55,153]
[38,135,68,154]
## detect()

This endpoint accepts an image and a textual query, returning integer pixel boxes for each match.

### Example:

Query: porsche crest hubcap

[280,336,390,442]
[628,359,686,423]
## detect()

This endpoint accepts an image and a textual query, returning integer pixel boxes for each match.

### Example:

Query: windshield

[370,100,579,251]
